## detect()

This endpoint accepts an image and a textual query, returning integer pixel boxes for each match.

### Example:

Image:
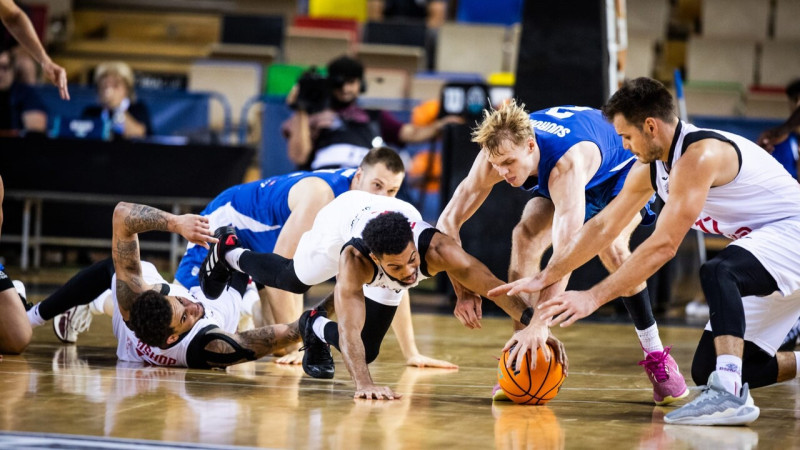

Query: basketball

[497,344,565,405]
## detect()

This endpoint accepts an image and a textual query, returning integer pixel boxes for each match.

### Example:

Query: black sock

[238,251,310,294]
[38,258,115,320]
[622,287,656,330]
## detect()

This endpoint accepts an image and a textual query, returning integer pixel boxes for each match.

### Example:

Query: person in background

[82,61,151,139]
[757,79,800,181]
[283,55,460,170]
[0,47,45,134]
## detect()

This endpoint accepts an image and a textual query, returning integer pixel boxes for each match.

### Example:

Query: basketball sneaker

[53,304,93,344]
[299,308,334,379]
[199,226,240,300]
[639,346,689,405]
[12,280,32,310]
[664,371,759,426]
[491,383,511,402]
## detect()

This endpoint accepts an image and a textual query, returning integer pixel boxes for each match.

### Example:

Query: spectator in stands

[283,55,460,170]
[82,61,152,139]
[0,0,69,100]
[0,47,46,134]
[757,79,800,181]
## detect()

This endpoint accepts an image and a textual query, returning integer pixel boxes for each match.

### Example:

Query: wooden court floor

[1,298,799,449]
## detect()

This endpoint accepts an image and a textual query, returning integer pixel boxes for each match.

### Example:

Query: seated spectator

[82,61,151,139]
[0,47,46,135]
[758,79,800,181]
[283,55,461,170]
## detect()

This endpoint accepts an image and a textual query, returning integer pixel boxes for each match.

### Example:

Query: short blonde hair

[471,99,534,157]
[94,61,135,98]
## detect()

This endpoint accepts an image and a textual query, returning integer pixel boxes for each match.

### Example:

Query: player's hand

[546,332,568,376]
[275,349,303,365]
[173,214,216,249]
[453,292,482,329]
[503,320,550,371]
[354,384,402,400]
[406,354,458,369]
[538,290,600,328]
[41,60,69,100]
[488,275,550,298]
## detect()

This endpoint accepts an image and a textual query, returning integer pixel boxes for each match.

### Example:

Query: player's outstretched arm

[112,202,215,319]
[391,291,458,369]
[489,162,654,298]
[538,143,727,328]
[336,248,402,400]
[0,0,69,99]
[438,151,505,327]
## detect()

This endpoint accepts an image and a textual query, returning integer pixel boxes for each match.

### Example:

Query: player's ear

[166,333,180,346]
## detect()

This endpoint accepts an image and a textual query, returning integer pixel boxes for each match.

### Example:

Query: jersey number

[545,106,592,119]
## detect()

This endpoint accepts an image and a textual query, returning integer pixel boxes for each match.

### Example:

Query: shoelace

[70,306,93,333]
[638,346,672,383]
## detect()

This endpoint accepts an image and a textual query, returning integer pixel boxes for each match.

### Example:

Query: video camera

[291,66,331,114]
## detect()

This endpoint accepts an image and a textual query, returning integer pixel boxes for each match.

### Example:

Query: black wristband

[520,306,534,326]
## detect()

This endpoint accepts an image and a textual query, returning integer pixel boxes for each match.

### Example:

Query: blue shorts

[533,170,656,225]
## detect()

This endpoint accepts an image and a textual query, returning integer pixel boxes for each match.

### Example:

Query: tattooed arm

[112,202,215,320]
[196,322,303,368]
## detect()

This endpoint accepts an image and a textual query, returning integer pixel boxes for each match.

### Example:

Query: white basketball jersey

[652,121,800,240]
[113,263,240,367]
[343,191,433,292]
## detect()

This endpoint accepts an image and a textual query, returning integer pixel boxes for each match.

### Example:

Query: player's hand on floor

[546,332,569,376]
[406,354,458,369]
[275,349,303,365]
[538,290,600,328]
[354,384,402,400]
[174,214,216,249]
[503,321,550,371]
[454,293,482,329]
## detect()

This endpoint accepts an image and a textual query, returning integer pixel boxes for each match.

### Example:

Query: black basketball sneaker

[299,308,335,379]
[199,226,241,299]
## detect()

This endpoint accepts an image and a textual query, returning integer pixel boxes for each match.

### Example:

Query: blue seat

[456,0,522,26]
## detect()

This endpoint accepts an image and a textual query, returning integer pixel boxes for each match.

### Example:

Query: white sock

[312,316,332,344]
[716,354,743,395]
[225,248,247,272]
[636,323,664,354]
[795,352,800,378]
[27,304,46,327]
[89,290,111,315]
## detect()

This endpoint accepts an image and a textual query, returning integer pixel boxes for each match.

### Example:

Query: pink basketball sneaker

[638,346,689,405]
[491,383,511,402]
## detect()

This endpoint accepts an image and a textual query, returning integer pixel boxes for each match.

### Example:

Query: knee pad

[186,325,257,369]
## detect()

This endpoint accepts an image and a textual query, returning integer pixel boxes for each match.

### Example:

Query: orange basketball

[497,344,565,405]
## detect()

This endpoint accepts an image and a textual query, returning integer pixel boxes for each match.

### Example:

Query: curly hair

[128,290,174,348]
[361,211,413,256]
[602,77,676,129]
[471,98,534,157]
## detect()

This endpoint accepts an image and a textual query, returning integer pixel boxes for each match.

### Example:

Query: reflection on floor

[1,311,798,449]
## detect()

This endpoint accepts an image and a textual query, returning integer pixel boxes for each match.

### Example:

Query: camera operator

[283,55,462,170]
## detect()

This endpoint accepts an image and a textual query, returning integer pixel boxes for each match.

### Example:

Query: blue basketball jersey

[175,168,357,288]
[527,106,636,199]
[771,134,798,180]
